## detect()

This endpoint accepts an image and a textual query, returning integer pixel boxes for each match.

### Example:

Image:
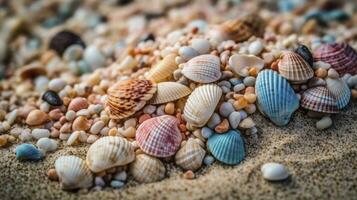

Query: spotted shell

[55,156,93,190]
[175,138,206,171]
[229,54,265,77]
[150,82,192,104]
[326,78,350,109]
[146,54,178,82]
[207,130,245,165]
[255,70,299,126]
[106,78,157,120]
[136,115,182,157]
[129,154,166,183]
[86,136,135,172]
[183,84,222,127]
[301,86,338,113]
[278,51,314,83]
[182,54,221,83]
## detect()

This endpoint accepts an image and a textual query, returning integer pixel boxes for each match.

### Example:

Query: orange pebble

[245,86,255,94]
[315,68,328,78]
[179,124,187,132]
[233,93,243,100]
[233,97,248,110]
[47,168,59,181]
[108,128,118,136]
[138,114,151,124]
[183,170,195,179]
[244,93,257,103]
[352,89,357,99]
[248,67,259,77]
[270,60,279,71]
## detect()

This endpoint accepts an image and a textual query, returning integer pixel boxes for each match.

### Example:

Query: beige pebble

[78,131,88,142]
[183,170,195,179]
[164,103,175,115]
[90,121,105,134]
[87,135,99,143]
[49,109,63,120]
[67,97,89,112]
[108,127,118,136]
[60,123,72,133]
[351,89,357,99]
[244,93,257,104]
[0,135,8,147]
[47,168,59,181]
[25,109,49,126]
[67,131,81,145]
[72,116,91,131]
[214,119,230,133]
[239,117,255,129]
[119,127,136,138]
[124,118,137,129]
[315,68,327,78]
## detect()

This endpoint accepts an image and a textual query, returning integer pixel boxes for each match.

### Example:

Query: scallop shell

[255,70,299,126]
[55,156,93,190]
[136,115,182,157]
[175,138,206,171]
[181,54,221,83]
[146,54,178,82]
[207,130,245,165]
[301,86,338,113]
[183,84,222,127]
[278,51,314,83]
[150,82,192,104]
[15,143,44,161]
[229,54,265,77]
[106,78,157,120]
[86,136,135,172]
[326,78,350,109]
[129,154,165,183]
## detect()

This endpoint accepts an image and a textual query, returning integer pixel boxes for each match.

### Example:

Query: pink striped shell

[278,51,314,83]
[136,115,182,157]
[301,86,338,113]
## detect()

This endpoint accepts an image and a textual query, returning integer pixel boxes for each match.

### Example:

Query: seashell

[15,143,44,161]
[49,30,85,56]
[184,85,222,127]
[18,63,46,79]
[55,156,93,189]
[207,130,245,165]
[301,86,338,113]
[136,115,182,157]
[106,78,157,120]
[175,138,206,171]
[146,54,178,82]
[129,154,165,183]
[295,44,314,67]
[261,162,289,181]
[278,51,314,83]
[255,70,299,126]
[86,136,135,172]
[25,109,49,126]
[313,42,357,75]
[181,54,221,83]
[229,54,265,77]
[68,97,89,112]
[150,82,191,104]
[325,78,350,109]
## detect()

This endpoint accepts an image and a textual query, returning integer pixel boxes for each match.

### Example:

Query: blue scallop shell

[255,70,299,126]
[15,144,44,161]
[207,130,245,165]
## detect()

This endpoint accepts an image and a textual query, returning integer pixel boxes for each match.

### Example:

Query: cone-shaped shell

[278,51,314,83]
[136,115,182,157]
[207,130,245,165]
[106,78,157,120]
[150,82,192,104]
[301,86,338,113]
[55,156,93,190]
[326,78,350,109]
[182,54,221,83]
[86,136,135,172]
[129,154,165,183]
[229,54,265,77]
[183,84,222,127]
[255,70,299,126]
[146,54,178,82]
[175,138,206,171]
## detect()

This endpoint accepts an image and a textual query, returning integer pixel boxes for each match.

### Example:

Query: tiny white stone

[87,134,98,143]
[84,45,106,70]
[248,40,264,55]
[32,129,50,139]
[48,78,66,92]
[36,138,58,152]
[5,109,17,125]
[191,38,211,54]
[63,44,83,62]
[316,116,333,130]
[313,61,331,70]
[124,118,137,129]
[261,162,289,181]
[76,109,90,117]
[67,131,80,145]
[239,117,255,129]
[40,102,50,113]
[65,110,76,121]
[90,121,105,135]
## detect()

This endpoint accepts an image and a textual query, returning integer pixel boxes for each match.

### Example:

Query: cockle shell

[301,86,338,113]
[255,70,299,126]
[184,84,222,127]
[136,115,182,157]
[86,136,135,172]
[278,51,314,83]
[325,78,351,109]
[150,82,192,104]
[182,54,221,83]
[15,143,44,161]
[207,130,245,165]
[129,154,165,183]
[146,54,178,82]
[55,156,93,190]
[175,138,206,171]
[106,78,157,120]
[229,54,265,77]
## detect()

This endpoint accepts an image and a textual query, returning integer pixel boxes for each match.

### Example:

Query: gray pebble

[347,75,357,88]
[217,80,232,88]
[233,83,246,92]
[316,116,333,130]
[110,180,125,188]
[32,129,50,139]
[63,44,83,61]
[113,171,127,181]
[243,76,256,86]
[248,40,263,55]
[48,78,66,92]
[95,177,106,187]
[84,45,106,70]
[203,155,215,165]
[201,127,213,139]
[178,46,199,61]
[228,111,241,129]
[221,86,231,94]
[238,110,248,119]
[191,38,211,54]
[207,113,221,129]
[219,102,235,117]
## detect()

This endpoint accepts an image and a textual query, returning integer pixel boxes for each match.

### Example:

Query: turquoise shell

[207,130,245,165]
[15,144,44,161]
[255,70,299,126]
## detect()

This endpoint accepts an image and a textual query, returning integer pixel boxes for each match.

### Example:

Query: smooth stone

[191,38,211,54]
[65,110,76,121]
[143,105,156,114]
[207,113,221,129]
[218,80,232,88]
[5,109,17,125]
[178,46,199,61]
[229,78,242,86]
[261,162,289,181]
[113,171,127,181]
[67,131,80,145]
[32,129,50,139]
[245,104,257,114]
[36,138,58,152]
[313,61,331,70]
[90,121,105,134]
[19,130,32,142]
[83,45,106,70]
[238,111,248,119]
[239,117,255,129]
[327,68,339,79]
[110,180,125,188]
[342,74,352,84]
[95,177,106,187]
[219,102,235,118]
[233,83,246,92]
[63,44,83,61]
[40,102,50,113]
[248,40,264,55]
[316,116,333,130]
[201,127,213,139]
[35,76,49,92]
[347,75,357,88]
[228,111,241,129]
[203,155,215,165]
[243,76,256,87]
[42,90,63,106]
[15,143,44,161]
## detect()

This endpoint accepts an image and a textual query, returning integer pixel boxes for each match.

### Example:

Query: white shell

[130,154,166,183]
[325,78,351,109]
[182,54,221,83]
[175,138,206,171]
[261,162,289,181]
[150,82,192,104]
[146,54,177,82]
[229,54,265,77]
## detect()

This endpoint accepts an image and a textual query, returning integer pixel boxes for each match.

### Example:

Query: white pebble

[261,163,289,181]
[40,102,50,113]
[36,138,58,152]
[48,78,66,92]
[203,155,215,165]
[90,121,105,134]
[191,38,211,54]
[76,109,90,117]
[5,109,17,125]
[63,44,83,61]
[316,116,333,130]
[84,45,106,70]
[327,68,339,79]
[313,61,331,70]
[239,117,255,129]
[178,46,199,61]
[87,135,98,143]
[65,110,76,121]
[248,40,263,55]
[32,129,50,139]
[233,83,245,92]
[110,180,124,188]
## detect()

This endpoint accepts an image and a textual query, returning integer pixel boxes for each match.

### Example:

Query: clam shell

[55,156,93,190]
[86,136,135,172]
[326,78,350,109]
[150,82,192,104]
[207,130,245,165]
[175,138,206,171]
[295,44,313,67]
[129,154,165,183]
[184,84,222,127]
[15,143,44,161]
[136,115,182,157]
[301,86,338,113]
[229,54,265,77]
[255,70,299,126]
[182,54,221,83]
[146,54,178,82]
[278,51,314,83]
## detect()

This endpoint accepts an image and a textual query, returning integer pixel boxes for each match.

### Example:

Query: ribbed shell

[255,70,299,126]
[55,156,93,190]
[278,51,314,83]
[183,84,222,127]
[326,78,351,109]
[301,86,338,113]
[106,78,157,120]
[136,115,182,157]
[229,54,265,76]
[146,54,178,82]
[175,138,206,171]
[86,136,135,172]
[182,54,221,83]
[207,130,245,165]
[129,154,165,183]
[150,82,192,104]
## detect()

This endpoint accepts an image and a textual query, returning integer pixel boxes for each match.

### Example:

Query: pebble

[244,93,257,104]
[347,75,357,88]
[63,44,83,61]
[36,137,58,152]
[84,45,106,70]
[19,129,32,141]
[164,102,175,115]
[48,78,66,92]
[207,113,221,129]
[156,105,166,116]
[40,102,50,113]
[0,135,8,147]
[5,109,17,125]
[67,131,80,145]
[243,76,256,86]
[183,170,195,179]
[203,155,215,165]
[72,116,91,131]
[47,169,59,181]
[65,110,76,121]
[239,117,255,129]
[191,38,211,54]
[233,83,245,92]
[76,109,91,117]
[87,134,98,143]
[327,68,339,79]
[315,68,328,78]
[178,46,199,61]
[248,40,264,55]
[233,97,248,110]
[68,97,89,111]
[229,78,241,86]
[316,116,333,130]
[95,177,106,187]
[218,80,231,89]
[113,171,127,181]
[32,129,50,139]
[42,90,63,106]
[244,104,257,114]
[219,102,235,117]
[228,111,241,129]
[35,76,49,92]
[143,105,156,114]
[119,127,136,138]
[201,127,213,139]
[90,121,105,134]
[110,180,125,188]
[214,119,230,133]
[313,61,331,70]
[352,89,357,99]
[261,162,289,181]
[26,109,49,126]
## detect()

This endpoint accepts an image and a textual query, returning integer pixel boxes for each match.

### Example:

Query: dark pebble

[49,30,85,56]
[141,33,155,42]
[42,91,63,106]
[295,44,314,67]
